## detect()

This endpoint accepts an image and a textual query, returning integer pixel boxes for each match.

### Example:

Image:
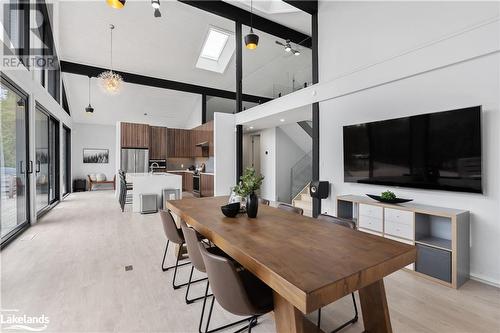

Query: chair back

[258,198,270,206]
[180,221,206,272]
[159,210,184,244]
[198,244,256,316]
[277,203,303,215]
[317,214,356,230]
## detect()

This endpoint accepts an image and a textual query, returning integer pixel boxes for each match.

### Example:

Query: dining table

[167,196,417,333]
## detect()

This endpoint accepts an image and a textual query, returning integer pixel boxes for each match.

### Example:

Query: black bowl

[366,194,413,204]
[221,202,240,218]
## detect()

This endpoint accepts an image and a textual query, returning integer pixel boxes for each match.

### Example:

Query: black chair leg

[318,292,358,333]
[172,246,206,290]
[198,281,258,333]
[185,265,209,304]
[161,240,190,272]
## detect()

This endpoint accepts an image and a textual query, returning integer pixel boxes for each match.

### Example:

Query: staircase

[293,184,312,217]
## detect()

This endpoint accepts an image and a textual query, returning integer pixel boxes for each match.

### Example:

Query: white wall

[318,1,500,285]
[214,113,235,196]
[258,128,277,201]
[183,98,203,129]
[276,127,308,203]
[71,123,116,181]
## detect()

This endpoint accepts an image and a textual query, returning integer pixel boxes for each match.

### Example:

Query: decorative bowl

[366,194,413,204]
[221,202,240,218]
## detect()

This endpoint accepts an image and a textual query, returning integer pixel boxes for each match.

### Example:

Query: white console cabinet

[336,195,470,289]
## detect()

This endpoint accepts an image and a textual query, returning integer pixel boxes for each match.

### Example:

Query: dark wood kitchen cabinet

[191,121,214,157]
[149,126,167,160]
[184,172,193,192]
[200,174,214,197]
[167,128,192,158]
[121,122,150,148]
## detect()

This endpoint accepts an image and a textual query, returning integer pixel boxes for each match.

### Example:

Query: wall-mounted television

[343,106,482,193]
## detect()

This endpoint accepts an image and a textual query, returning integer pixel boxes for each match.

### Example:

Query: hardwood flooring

[1,191,498,332]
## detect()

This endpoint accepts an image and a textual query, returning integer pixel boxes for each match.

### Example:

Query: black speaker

[310,181,329,199]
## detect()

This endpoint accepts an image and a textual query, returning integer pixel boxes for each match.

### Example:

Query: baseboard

[470,273,500,288]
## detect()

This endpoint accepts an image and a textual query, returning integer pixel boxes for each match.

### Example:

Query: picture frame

[83,148,109,164]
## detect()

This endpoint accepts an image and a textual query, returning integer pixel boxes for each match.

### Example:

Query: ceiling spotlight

[293,50,300,56]
[106,0,125,9]
[151,0,160,9]
[276,39,300,56]
[280,118,285,122]
[285,45,291,52]
[244,0,259,49]
[249,126,254,130]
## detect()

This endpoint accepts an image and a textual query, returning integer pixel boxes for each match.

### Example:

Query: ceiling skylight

[196,26,235,74]
[200,29,229,61]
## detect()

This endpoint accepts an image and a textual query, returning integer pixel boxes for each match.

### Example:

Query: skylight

[200,29,230,61]
[196,27,235,74]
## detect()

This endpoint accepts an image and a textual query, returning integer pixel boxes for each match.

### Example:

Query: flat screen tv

[343,106,482,193]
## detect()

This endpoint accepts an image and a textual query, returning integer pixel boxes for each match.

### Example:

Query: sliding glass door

[35,104,59,215]
[1,77,30,242]
[61,126,71,196]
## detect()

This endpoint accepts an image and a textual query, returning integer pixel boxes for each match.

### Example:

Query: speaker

[310,181,329,199]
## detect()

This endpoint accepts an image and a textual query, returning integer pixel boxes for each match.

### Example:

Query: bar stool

[199,243,274,333]
[159,210,205,289]
[277,203,303,215]
[316,214,359,332]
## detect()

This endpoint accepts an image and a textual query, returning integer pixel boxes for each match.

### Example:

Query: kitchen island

[126,173,182,213]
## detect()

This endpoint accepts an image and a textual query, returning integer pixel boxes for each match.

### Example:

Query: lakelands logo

[1,309,49,331]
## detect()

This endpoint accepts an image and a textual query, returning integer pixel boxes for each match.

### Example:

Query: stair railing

[290,151,312,202]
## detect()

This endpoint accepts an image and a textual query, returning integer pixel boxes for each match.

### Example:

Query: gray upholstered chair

[199,243,274,333]
[316,213,359,332]
[181,222,255,333]
[277,203,303,215]
[159,210,204,289]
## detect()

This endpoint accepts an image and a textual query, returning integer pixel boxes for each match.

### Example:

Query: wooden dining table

[167,196,417,333]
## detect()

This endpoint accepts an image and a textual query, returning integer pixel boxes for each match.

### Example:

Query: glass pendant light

[244,0,259,50]
[98,24,123,94]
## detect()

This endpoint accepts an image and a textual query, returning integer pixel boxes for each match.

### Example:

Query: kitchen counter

[127,172,182,212]
[167,170,214,175]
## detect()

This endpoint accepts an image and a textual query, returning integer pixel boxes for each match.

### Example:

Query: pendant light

[98,24,123,95]
[151,0,161,17]
[244,0,259,50]
[85,76,94,114]
[106,0,125,9]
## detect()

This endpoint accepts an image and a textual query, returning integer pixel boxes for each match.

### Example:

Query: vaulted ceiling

[58,0,312,126]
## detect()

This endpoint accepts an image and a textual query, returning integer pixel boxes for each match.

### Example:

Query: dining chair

[199,243,274,333]
[315,213,359,332]
[159,210,204,289]
[277,203,303,215]
[258,198,270,206]
[181,223,256,333]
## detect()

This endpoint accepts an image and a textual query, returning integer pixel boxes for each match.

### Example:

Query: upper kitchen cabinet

[150,126,167,160]
[167,128,191,158]
[192,121,214,157]
[121,122,150,148]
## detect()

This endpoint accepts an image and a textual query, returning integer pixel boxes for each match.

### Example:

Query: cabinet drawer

[416,244,451,283]
[359,204,383,219]
[385,208,413,226]
[385,219,414,240]
[358,215,383,232]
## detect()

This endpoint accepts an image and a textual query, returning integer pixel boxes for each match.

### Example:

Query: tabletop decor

[367,190,413,204]
[233,167,264,218]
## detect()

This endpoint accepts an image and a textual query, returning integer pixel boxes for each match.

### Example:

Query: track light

[285,46,291,52]
[293,50,300,56]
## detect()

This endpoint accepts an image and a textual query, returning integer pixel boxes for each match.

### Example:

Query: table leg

[273,292,323,333]
[358,279,393,333]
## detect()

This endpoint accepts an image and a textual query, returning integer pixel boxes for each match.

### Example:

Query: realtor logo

[1,2,58,70]
[1,309,50,331]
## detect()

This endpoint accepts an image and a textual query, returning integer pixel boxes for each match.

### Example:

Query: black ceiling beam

[282,0,317,15]
[179,0,312,48]
[60,61,272,104]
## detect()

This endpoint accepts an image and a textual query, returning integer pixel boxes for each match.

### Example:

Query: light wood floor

[1,191,499,333]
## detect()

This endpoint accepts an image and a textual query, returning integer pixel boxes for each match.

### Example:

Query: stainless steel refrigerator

[121,149,149,173]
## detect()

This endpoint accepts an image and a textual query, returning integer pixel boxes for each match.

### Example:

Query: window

[3,0,30,65]
[200,29,229,61]
[196,27,235,74]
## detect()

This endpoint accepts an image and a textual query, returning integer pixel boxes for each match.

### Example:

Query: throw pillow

[89,174,97,181]
[96,173,107,181]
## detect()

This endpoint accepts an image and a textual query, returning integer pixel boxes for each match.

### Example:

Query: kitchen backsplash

[167,157,211,171]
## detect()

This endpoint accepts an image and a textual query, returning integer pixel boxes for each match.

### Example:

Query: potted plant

[233,167,264,218]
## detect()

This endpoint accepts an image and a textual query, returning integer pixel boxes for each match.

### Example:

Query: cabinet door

[167,128,176,157]
[185,172,193,192]
[200,174,214,197]
[150,126,167,160]
[121,122,150,148]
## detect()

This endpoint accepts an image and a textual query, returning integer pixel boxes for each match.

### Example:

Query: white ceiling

[64,73,201,127]
[58,0,312,125]
[242,104,312,132]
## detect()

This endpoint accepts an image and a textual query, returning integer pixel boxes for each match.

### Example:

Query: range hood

[195,141,209,147]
